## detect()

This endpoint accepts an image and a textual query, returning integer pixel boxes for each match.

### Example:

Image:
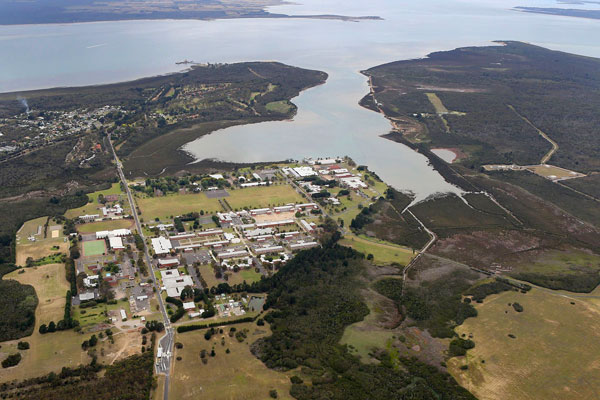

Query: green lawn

[340,234,414,266]
[227,269,262,286]
[82,240,106,257]
[265,100,292,113]
[226,184,303,210]
[137,192,222,220]
[77,219,134,234]
[136,184,303,220]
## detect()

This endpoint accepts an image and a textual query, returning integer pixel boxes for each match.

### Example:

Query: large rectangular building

[152,236,172,255]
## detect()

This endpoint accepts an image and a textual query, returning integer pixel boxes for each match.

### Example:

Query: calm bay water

[1,0,599,199]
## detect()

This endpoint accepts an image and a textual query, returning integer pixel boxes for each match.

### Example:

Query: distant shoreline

[514,6,600,20]
[0,12,382,27]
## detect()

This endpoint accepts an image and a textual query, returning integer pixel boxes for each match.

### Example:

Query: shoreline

[0,13,382,29]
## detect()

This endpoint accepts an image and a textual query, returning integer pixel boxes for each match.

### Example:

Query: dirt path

[557,181,600,203]
[508,104,558,164]
[247,67,266,80]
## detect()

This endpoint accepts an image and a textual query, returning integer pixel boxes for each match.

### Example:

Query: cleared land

[225,185,303,210]
[77,219,134,233]
[0,263,134,383]
[170,322,292,400]
[265,100,292,113]
[340,234,414,266]
[449,287,600,400]
[6,263,68,325]
[227,269,263,285]
[426,93,449,114]
[137,184,303,220]
[15,217,68,266]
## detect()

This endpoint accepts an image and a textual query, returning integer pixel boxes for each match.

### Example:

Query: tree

[47,321,56,333]
[39,324,47,334]
[2,353,21,368]
[17,341,30,350]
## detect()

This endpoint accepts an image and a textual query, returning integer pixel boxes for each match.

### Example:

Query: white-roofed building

[108,236,124,250]
[293,166,317,177]
[217,249,249,260]
[160,269,180,279]
[163,275,194,297]
[83,275,99,288]
[183,302,196,310]
[300,219,314,232]
[96,228,131,239]
[254,245,284,255]
[152,236,172,255]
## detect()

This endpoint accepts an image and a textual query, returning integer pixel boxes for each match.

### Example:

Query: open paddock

[77,219,134,233]
[137,193,221,220]
[525,164,586,181]
[6,263,69,325]
[340,234,414,266]
[170,322,292,400]
[16,217,68,266]
[226,185,303,210]
[449,287,600,400]
[226,269,263,286]
[0,326,141,384]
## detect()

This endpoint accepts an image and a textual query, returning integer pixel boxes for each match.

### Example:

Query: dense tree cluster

[252,244,475,399]
[0,265,38,341]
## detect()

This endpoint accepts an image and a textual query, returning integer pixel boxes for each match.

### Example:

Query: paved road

[107,138,173,400]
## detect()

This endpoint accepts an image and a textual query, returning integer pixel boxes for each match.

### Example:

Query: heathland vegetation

[362,42,600,293]
[362,41,600,172]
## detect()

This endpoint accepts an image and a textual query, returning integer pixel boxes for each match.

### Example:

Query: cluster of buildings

[96,228,132,250]
[283,162,368,192]
[0,105,125,160]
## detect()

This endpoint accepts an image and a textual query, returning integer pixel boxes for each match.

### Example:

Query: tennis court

[83,240,106,256]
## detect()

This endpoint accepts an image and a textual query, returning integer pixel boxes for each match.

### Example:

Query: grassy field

[506,248,600,277]
[77,219,134,233]
[227,269,263,285]
[82,240,106,257]
[72,299,132,328]
[170,322,292,400]
[6,263,69,324]
[265,100,292,113]
[340,234,414,266]
[65,183,124,219]
[525,164,584,179]
[137,184,302,221]
[198,265,220,288]
[0,326,138,383]
[15,217,68,266]
[0,263,104,383]
[448,287,600,400]
[226,185,303,210]
[137,193,221,220]
[426,93,449,113]
[340,287,397,363]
